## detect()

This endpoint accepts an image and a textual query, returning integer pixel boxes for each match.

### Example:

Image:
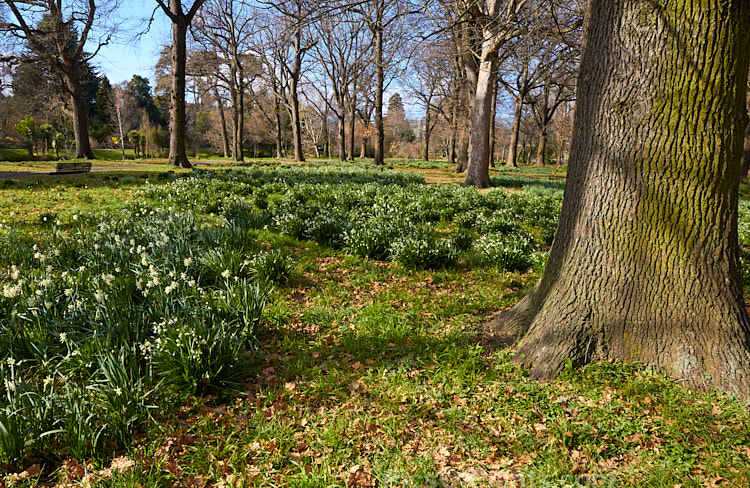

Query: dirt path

[0,161,225,180]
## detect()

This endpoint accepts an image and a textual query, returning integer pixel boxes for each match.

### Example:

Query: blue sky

[94,0,171,84]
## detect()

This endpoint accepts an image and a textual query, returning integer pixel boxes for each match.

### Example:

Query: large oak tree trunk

[491,0,750,399]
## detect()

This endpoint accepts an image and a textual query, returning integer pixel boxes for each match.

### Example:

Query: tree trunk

[535,125,547,166]
[422,106,431,161]
[489,78,497,168]
[373,25,385,165]
[214,86,230,158]
[491,0,750,399]
[506,95,522,168]
[348,93,356,160]
[466,54,497,188]
[454,130,469,172]
[290,28,305,162]
[275,94,283,159]
[338,110,346,161]
[169,11,192,168]
[67,74,94,160]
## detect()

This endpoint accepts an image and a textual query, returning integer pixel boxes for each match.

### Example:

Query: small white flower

[43,376,53,387]
[59,332,67,343]
[221,269,231,279]
[6,357,16,366]
[3,379,15,391]
[113,387,122,396]
[64,288,73,297]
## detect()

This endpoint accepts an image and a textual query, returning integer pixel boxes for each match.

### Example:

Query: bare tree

[406,40,452,161]
[192,0,259,162]
[310,5,371,161]
[0,0,119,159]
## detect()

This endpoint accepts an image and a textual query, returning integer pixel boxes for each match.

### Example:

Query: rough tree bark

[490,0,750,399]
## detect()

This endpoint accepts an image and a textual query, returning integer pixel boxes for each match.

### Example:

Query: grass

[1,160,749,487]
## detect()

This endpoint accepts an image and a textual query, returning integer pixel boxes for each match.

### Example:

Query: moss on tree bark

[490,0,750,400]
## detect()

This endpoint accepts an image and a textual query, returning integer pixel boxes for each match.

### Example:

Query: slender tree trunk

[374,25,385,165]
[506,96,523,168]
[447,130,456,166]
[214,86,230,158]
[348,93,356,160]
[422,106,431,161]
[491,0,750,399]
[290,28,305,162]
[168,11,192,168]
[338,104,346,161]
[274,94,283,159]
[535,125,547,166]
[489,79,498,168]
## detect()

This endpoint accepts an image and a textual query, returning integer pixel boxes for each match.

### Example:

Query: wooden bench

[51,162,92,175]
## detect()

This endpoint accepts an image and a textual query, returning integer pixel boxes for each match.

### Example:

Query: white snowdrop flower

[32,244,38,251]
[71,349,80,357]
[94,291,106,301]
[10,266,20,280]
[141,254,148,266]
[55,219,63,226]
[188,279,196,287]
[64,288,73,297]
[184,257,193,267]
[6,357,16,366]
[113,387,122,396]
[78,266,85,273]
[43,376,53,387]
[136,280,143,290]
[75,299,82,308]
[102,274,115,285]
[59,332,68,343]
[2,284,21,298]
[45,302,52,310]
[3,379,15,391]
[40,278,52,287]
[26,296,36,307]
[67,304,75,311]
[115,267,121,273]
[35,289,42,296]
[221,269,231,279]
[72,214,79,221]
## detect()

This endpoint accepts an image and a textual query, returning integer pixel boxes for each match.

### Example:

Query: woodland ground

[0,159,749,488]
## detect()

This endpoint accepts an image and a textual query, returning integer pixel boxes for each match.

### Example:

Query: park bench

[51,162,92,175]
